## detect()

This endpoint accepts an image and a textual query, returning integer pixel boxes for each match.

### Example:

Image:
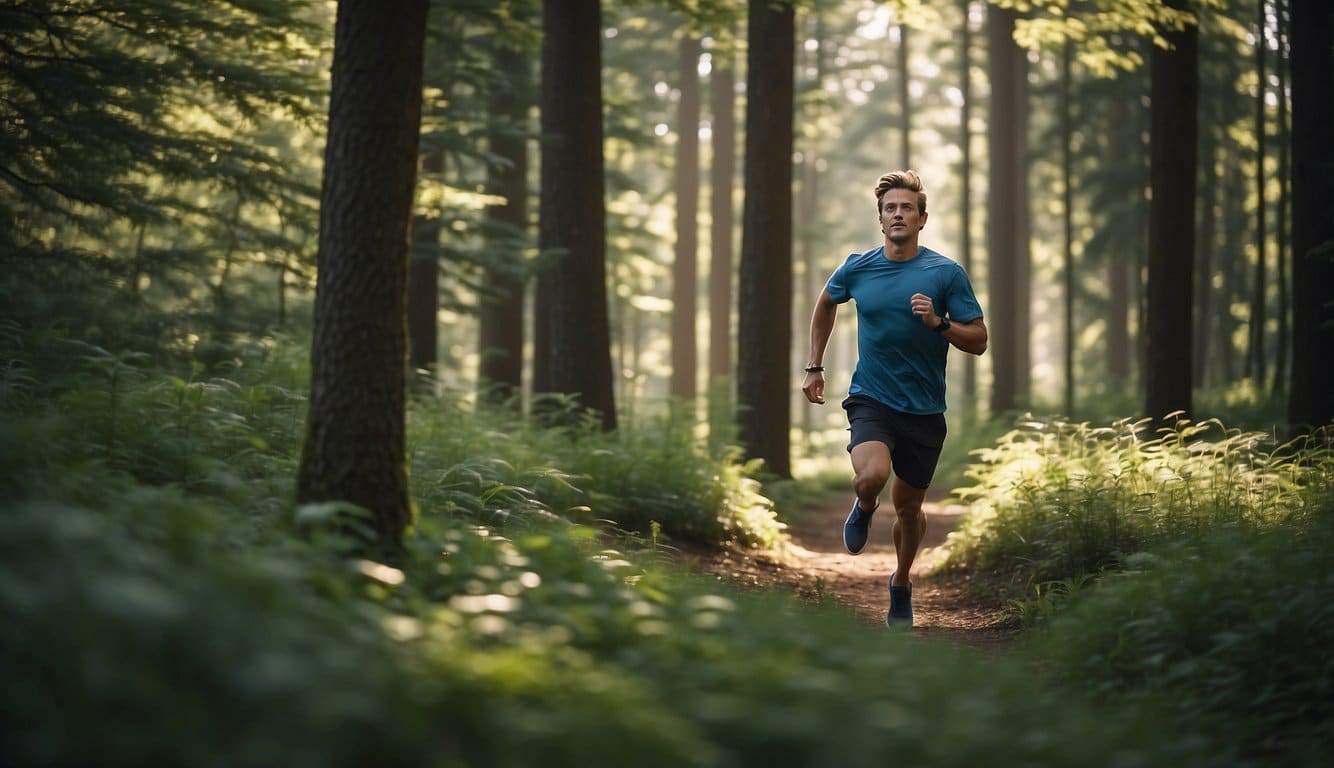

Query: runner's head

[874,170,928,243]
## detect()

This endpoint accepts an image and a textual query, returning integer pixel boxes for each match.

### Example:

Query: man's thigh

[850,439,891,480]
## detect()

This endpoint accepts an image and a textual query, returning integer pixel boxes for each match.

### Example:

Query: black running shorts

[842,394,948,490]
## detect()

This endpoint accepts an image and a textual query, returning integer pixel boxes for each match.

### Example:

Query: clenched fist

[802,370,825,404]
[910,292,942,330]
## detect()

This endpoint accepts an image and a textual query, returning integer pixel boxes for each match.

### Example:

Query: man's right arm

[802,288,839,405]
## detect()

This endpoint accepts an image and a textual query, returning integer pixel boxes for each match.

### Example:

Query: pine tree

[1145,0,1198,420]
[533,0,617,429]
[737,0,795,478]
[297,0,429,549]
[671,32,702,402]
[1287,0,1334,430]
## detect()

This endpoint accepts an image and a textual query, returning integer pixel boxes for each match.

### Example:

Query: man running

[800,170,987,627]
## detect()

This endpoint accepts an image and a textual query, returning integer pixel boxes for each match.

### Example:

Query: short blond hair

[874,170,927,214]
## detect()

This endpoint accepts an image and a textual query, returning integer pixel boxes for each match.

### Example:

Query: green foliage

[411,393,786,548]
[1036,514,1334,763]
[2,326,1249,767]
[1,0,323,334]
[934,411,1012,495]
[946,414,1334,761]
[945,415,1333,590]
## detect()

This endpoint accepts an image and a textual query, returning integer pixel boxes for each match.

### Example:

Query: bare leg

[850,441,891,513]
[890,475,928,586]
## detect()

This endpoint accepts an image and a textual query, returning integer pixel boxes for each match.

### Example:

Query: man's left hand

[910,293,941,330]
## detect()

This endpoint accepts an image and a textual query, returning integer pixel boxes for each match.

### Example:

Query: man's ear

[919,211,928,230]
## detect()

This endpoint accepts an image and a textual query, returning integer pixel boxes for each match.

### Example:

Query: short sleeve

[824,253,856,304]
[944,264,983,322]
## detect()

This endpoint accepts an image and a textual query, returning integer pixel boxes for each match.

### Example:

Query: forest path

[698,494,1016,652]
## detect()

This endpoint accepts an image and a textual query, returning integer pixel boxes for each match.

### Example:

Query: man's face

[879,189,926,244]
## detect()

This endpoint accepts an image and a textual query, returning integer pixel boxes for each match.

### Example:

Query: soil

[687,494,1017,653]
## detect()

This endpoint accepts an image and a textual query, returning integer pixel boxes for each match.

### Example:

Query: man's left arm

[909,292,988,355]
[939,317,987,356]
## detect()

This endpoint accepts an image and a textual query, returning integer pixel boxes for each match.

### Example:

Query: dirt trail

[696,495,1015,651]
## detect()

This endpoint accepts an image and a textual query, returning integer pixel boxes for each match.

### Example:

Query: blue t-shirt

[825,245,984,414]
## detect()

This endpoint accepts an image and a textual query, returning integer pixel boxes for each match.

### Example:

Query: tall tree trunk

[1108,255,1131,383]
[1061,40,1074,415]
[738,0,794,478]
[1249,0,1268,386]
[1273,0,1290,395]
[1145,1,1198,421]
[708,36,737,386]
[1106,95,1132,384]
[798,9,824,440]
[534,0,617,430]
[478,33,530,405]
[1194,117,1219,387]
[297,0,427,549]
[898,23,911,167]
[671,34,701,401]
[1014,46,1032,405]
[986,4,1020,415]
[408,151,442,379]
[1220,156,1245,385]
[959,0,976,408]
[1287,0,1334,430]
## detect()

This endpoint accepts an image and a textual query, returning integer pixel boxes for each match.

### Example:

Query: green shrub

[409,392,785,548]
[944,416,1332,591]
[1,327,1245,767]
[1035,513,1334,764]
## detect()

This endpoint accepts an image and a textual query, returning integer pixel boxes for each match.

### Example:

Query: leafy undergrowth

[944,416,1331,590]
[1034,514,1334,766]
[0,325,1247,766]
[944,415,1334,764]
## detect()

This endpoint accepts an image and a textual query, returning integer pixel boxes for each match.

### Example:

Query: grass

[0,322,1247,767]
[943,415,1331,591]
[1032,511,1334,765]
[941,412,1334,763]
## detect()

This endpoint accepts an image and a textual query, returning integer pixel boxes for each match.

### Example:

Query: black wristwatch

[933,316,951,334]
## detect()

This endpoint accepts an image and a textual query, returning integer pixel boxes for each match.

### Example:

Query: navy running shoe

[886,571,913,627]
[842,500,876,555]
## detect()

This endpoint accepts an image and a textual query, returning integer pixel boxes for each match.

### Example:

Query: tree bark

[1061,40,1074,415]
[1249,0,1268,386]
[1220,157,1245,385]
[534,0,617,430]
[708,37,737,386]
[1105,95,1132,384]
[1145,1,1198,421]
[986,4,1020,415]
[1273,0,1290,395]
[1014,45,1032,405]
[738,0,794,478]
[297,0,427,549]
[709,44,741,386]
[797,11,819,439]
[671,34,701,401]
[478,31,530,406]
[1287,0,1334,430]
[959,0,976,408]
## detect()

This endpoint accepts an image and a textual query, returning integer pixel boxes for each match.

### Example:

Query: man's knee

[896,502,924,523]
[854,470,889,500]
